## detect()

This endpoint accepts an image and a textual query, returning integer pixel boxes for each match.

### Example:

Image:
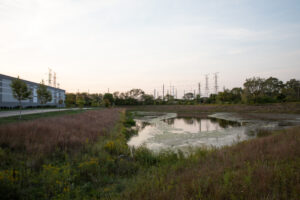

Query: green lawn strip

[0,109,87,125]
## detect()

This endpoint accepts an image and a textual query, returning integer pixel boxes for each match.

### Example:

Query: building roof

[0,73,65,92]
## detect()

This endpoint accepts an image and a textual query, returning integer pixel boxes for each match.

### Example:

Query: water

[128,111,300,153]
[128,112,251,153]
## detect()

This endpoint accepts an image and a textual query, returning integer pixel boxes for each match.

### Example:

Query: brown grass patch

[0,108,123,155]
[122,126,300,200]
[125,102,300,115]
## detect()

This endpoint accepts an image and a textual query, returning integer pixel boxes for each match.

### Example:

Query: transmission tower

[214,72,219,94]
[205,74,209,97]
[48,68,52,86]
[163,84,165,100]
[53,72,56,88]
[198,82,201,97]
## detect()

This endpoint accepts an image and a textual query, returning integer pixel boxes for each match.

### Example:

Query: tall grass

[1,108,299,199]
[126,102,300,115]
[120,126,300,200]
[0,109,121,155]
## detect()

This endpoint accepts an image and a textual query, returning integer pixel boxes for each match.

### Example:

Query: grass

[0,109,87,125]
[0,108,299,199]
[124,102,300,116]
[120,126,300,200]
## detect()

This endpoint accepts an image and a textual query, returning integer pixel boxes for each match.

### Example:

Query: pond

[127,111,300,153]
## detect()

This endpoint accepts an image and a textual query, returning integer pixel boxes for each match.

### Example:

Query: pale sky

[1,0,300,97]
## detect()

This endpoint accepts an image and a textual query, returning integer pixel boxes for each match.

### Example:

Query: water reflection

[163,117,241,133]
[128,112,247,153]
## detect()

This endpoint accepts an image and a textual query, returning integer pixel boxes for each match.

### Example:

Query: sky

[1,0,300,97]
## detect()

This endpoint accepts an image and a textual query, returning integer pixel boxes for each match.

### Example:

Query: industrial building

[0,74,65,108]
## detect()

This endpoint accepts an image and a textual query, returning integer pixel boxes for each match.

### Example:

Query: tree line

[9,77,57,118]
[66,77,300,107]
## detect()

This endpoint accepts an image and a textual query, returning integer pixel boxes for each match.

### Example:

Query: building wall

[0,74,65,108]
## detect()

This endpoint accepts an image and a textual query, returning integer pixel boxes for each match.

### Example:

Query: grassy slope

[0,109,87,125]
[0,109,130,199]
[121,126,300,200]
[125,102,300,116]
[0,107,299,199]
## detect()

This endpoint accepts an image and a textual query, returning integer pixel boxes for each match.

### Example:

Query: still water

[128,112,252,153]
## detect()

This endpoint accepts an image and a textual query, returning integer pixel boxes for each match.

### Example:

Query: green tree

[76,94,85,108]
[243,77,265,103]
[65,93,76,107]
[58,99,64,109]
[283,79,300,101]
[37,80,52,105]
[103,93,114,107]
[10,77,32,119]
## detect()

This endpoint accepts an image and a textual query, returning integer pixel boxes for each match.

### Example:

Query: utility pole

[176,88,177,99]
[154,89,156,99]
[198,82,201,97]
[48,68,52,86]
[163,84,165,101]
[172,86,175,97]
[53,72,56,88]
[205,74,209,97]
[214,72,219,94]
[194,90,196,100]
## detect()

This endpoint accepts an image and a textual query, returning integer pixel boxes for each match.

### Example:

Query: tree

[65,93,76,107]
[283,79,300,101]
[183,93,194,100]
[58,99,64,109]
[76,94,85,108]
[37,80,52,105]
[103,93,114,107]
[10,77,32,119]
[243,77,265,103]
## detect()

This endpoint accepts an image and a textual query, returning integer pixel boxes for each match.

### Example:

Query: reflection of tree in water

[218,119,230,128]
[164,118,175,125]
[215,119,241,128]
[136,121,151,131]
[183,118,194,125]
[208,118,219,125]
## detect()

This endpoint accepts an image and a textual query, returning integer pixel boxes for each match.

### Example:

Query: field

[0,107,299,199]
[125,102,300,117]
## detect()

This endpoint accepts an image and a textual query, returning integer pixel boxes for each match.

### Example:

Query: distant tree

[65,93,76,107]
[58,99,64,109]
[283,79,300,101]
[10,76,32,119]
[103,93,114,107]
[142,94,155,105]
[243,77,265,103]
[183,93,194,100]
[76,94,85,108]
[37,80,52,105]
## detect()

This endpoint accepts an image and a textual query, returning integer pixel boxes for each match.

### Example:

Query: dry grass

[0,108,123,155]
[125,102,300,116]
[122,126,300,200]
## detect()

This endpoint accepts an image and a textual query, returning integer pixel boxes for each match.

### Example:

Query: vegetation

[0,109,124,199]
[37,80,52,105]
[126,103,300,116]
[0,108,299,199]
[65,77,299,108]
[103,93,114,107]
[121,126,300,200]
[10,77,32,119]
[0,109,86,125]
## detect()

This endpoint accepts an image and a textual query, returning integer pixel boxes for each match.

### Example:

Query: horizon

[1,0,300,97]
